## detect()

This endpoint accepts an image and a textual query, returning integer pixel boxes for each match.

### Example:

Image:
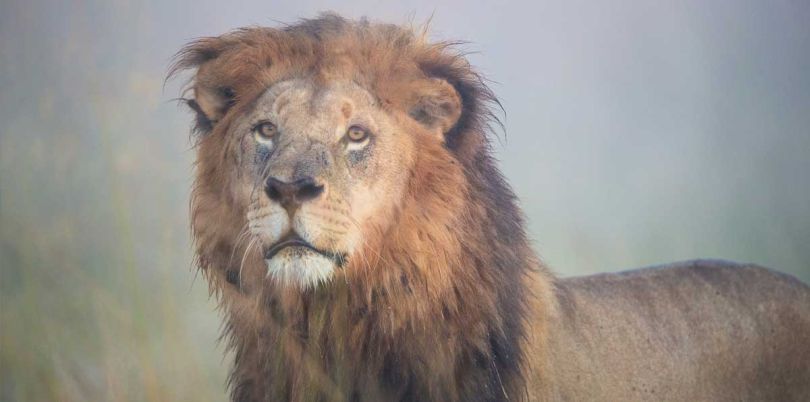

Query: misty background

[1,0,808,400]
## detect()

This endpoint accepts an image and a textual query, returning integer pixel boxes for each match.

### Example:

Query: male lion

[171,14,810,401]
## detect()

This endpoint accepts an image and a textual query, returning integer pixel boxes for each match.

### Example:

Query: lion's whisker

[227,224,252,271]
[345,216,391,271]
[238,236,259,290]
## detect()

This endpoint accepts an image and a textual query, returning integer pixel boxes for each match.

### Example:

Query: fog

[2,0,808,400]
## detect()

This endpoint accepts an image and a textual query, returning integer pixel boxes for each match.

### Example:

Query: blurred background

[1,0,808,400]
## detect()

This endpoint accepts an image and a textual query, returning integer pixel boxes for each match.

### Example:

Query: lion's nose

[265,176,325,213]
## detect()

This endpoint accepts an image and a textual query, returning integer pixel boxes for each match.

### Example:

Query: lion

[170,14,810,401]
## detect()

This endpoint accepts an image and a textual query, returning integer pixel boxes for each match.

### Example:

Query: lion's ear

[192,66,236,125]
[169,37,238,132]
[408,78,462,139]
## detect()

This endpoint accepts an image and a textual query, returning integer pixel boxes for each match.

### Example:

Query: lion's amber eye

[346,125,369,143]
[254,122,277,141]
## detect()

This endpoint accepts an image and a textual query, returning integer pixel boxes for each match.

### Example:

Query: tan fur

[171,14,810,402]
[538,261,810,401]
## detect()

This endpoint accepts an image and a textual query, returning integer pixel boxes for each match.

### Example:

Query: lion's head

[175,17,470,290]
[171,14,546,402]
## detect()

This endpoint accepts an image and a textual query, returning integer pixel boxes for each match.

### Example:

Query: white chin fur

[265,247,336,289]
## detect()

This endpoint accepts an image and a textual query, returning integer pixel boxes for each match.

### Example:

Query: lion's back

[541,260,810,401]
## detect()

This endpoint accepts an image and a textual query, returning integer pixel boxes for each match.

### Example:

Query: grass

[0,114,228,401]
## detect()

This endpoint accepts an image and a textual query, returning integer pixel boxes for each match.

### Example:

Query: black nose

[265,176,325,213]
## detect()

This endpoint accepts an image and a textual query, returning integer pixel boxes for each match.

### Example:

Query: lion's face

[229,79,417,288]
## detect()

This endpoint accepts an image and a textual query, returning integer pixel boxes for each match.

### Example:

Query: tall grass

[0,97,227,401]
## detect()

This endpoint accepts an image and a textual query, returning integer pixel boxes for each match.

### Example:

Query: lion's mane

[171,14,553,402]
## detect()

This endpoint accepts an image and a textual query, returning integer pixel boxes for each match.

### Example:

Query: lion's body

[529,260,810,401]
[171,14,810,402]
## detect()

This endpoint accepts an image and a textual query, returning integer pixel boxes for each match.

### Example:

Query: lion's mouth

[263,232,346,266]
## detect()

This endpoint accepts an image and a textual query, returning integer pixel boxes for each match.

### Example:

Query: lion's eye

[346,125,369,143]
[254,122,277,142]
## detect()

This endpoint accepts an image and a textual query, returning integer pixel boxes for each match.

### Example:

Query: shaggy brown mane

[171,14,554,402]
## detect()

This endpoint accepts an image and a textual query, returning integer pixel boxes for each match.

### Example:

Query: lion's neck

[243,258,535,402]
[241,237,536,397]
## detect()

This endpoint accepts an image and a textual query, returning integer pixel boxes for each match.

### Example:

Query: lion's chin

[265,247,336,289]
